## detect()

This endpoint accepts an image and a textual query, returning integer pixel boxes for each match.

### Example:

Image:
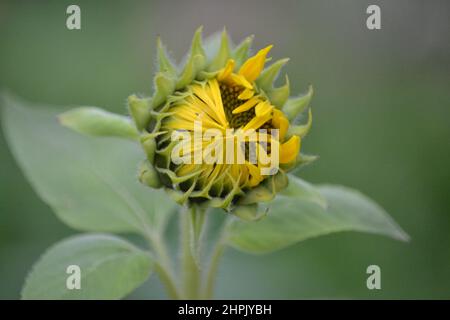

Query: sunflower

[130,27,314,217]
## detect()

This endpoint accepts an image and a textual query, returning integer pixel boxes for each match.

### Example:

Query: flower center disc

[220,83,258,129]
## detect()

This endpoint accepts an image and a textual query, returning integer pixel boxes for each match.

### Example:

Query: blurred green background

[1,0,449,299]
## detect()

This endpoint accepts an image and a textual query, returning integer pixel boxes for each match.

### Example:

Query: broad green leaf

[279,175,327,209]
[59,106,139,140]
[226,177,409,253]
[22,234,152,299]
[1,93,175,234]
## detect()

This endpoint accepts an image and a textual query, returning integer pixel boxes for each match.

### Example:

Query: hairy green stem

[181,205,206,299]
[144,206,229,300]
[146,233,180,299]
[203,216,231,299]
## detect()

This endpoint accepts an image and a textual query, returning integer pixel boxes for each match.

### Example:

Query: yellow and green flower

[129,27,314,218]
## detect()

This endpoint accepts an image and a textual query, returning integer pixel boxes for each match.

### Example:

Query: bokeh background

[1,0,449,299]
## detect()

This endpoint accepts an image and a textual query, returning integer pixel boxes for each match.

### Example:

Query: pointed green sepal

[156,37,177,76]
[208,176,243,211]
[297,153,318,167]
[152,72,176,108]
[58,107,139,140]
[197,70,220,81]
[157,167,204,185]
[140,133,157,163]
[176,54,204,90]
[267,75,290,108]
[127,95,152,131]
[256,58,289,91]
[287,108,312,138]
[282,85,314,120]
[271,171,289,193]
[208,28,231,72]
[138,160,162,188]
[176,27,207,89]
[238,184,275,205]
[190,26,206,61]
[232,35,254,68]
[281,153,318,172]
[165,183,196,205]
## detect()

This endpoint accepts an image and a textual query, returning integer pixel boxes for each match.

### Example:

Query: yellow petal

[255,101,273,117]
[191,80,229,128]
[217,59,235,82]
[169,105,223,130]
[272,109,289,140]
[206,79,229,127]
[245,162,263,187]
[243,112,272,131]
[279,135,300,163]
[238,45,273,83]
[232,97,260,114]
[230,74,253,89]
[238,88,255,100]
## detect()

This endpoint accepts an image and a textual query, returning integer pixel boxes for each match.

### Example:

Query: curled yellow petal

[217,59,235,82]
[230,74,253,89]
[238,88,254,100]
[272,109,289,140]
[280,135,301,163]
[238,45,273,83]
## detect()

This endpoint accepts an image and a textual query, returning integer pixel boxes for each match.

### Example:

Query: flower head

[129,27,314,218]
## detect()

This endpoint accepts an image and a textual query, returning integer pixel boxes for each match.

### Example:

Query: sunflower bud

[129,27,315,215]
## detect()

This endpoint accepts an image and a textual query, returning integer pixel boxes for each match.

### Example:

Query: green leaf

[22,234,152,299]
[226,176,409,253]
[1,93,175,234]
[279,175,327,209]
[59,106,139,140]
